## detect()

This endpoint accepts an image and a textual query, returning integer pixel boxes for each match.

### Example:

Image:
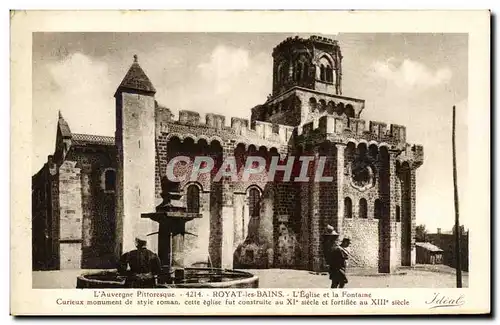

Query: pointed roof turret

[115,54,156,96]
[57,110,72,138]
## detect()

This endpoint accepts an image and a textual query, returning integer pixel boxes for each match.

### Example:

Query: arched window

[102,169,116,192]
[248,187,261,218]
[277,62,286,83]
[345,104,355,118]
[327,101,335,114]
[295,62,303,81]
[344,197,352,219]
[357,143,368,158]
[320,64,326,81]
[303,62,309,79]
[336,102,345,116]
[396,205,401,222]
[369,144,379,160]
[326,66,334,82]
[186,185,200,213]
[318,99,326,112]
[374,199,382,219]
[293,96,302,113]
[359,198,368,219]
[318,56,333,82]
[309,97,317,112]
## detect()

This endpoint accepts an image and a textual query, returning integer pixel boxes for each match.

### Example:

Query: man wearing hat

[340,237,352,267]
[118,235,162,288]
[323,225,349,289]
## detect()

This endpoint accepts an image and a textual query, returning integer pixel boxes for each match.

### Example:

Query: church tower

[272,35,343,97]
[251,35,364,128]
[114,55,158,255]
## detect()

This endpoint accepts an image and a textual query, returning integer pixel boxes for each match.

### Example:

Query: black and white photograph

[10,10,490,315]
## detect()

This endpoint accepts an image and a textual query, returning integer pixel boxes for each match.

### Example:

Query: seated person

[118,236,162,288]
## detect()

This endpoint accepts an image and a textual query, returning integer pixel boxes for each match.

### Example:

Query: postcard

[10,10,490,315]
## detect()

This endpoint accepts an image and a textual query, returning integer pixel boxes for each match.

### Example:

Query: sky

[32,32,469,232]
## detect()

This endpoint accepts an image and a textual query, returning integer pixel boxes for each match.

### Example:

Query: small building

[416,242,443,265]
[426,227,469,271]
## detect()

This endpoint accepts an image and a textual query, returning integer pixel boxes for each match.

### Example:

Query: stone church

[32,35,424,273]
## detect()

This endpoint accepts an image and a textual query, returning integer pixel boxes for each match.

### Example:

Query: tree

[415,224,427,242]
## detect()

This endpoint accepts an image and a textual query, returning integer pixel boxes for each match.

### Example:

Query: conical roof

[58,111,72,138]
[116,55,156,94]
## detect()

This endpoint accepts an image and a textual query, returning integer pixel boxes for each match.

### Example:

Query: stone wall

[183,190,211,266]
[388,153,400,270]
[410,169,417,265]
[343,218,379,268]
[32,162,60,271]
[155,135,222,267]
[66,147,117,269]
[256,88,365,128]
[209,182,223,267]
[156,132,295,270]
[392,221,402,268]
[138,121,417,273]
[275,217,298,267]
[49,163,61,269]
[273,182,298,268]
[58,160,83,269]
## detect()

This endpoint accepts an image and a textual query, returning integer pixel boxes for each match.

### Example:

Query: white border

[7,8,492,318]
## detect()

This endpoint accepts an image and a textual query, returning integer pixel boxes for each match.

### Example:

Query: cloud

[164,45,271,120]
[197,45,252,95]
[47,52,115,135]
[31,47,271,173]
[370,58,452,90]
[32,53,115,173]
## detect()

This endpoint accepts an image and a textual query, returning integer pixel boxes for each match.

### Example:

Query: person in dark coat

[323,226,349,289]
[118,236,162,288]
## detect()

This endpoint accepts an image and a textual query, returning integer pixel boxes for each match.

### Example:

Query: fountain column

[171,222,185,267]
[157,222,172,268]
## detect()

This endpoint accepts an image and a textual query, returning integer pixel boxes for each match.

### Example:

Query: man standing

[339,237,352,280]
[324,226,349,289]
[118,236,162,288]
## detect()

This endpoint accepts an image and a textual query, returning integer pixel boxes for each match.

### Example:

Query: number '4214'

[186,291,202,298]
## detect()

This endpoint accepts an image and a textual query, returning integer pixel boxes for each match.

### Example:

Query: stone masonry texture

[32,35,424,273]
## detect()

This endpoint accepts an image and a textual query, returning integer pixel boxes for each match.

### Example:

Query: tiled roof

[72,133,115,146]
[416,242,443,252]
[116,55,156,94]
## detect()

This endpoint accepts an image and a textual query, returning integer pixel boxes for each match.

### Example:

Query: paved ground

[32,265,468,289]
[248,268,468,288]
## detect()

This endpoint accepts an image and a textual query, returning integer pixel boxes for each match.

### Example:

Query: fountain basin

[76,267,259,289]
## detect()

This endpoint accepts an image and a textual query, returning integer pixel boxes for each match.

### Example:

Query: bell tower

[114,55,158,255]
[272,35,343,96]
[252,35,350,127]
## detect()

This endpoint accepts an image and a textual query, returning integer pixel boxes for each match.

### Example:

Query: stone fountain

[76,180,259,288]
